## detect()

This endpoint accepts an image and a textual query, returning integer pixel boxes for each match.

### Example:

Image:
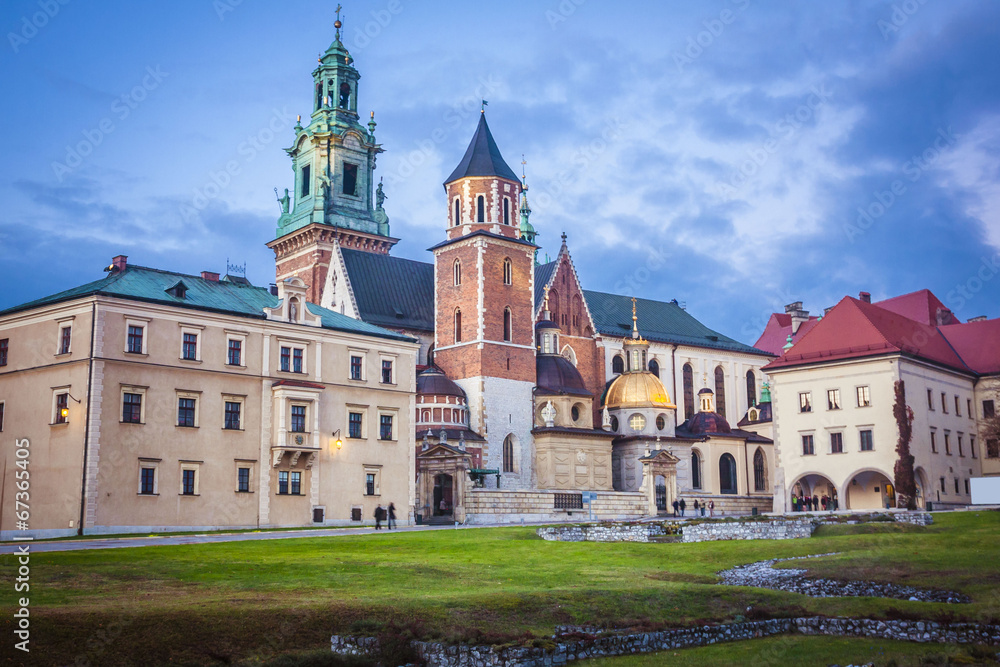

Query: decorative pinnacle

[631,296,639,338]
[481,99,488,113]
[334,4,343,39]
[368,110,377,135]
[521,154,527,187]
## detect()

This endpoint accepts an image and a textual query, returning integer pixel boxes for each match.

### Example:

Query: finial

[560,231,567,245]
[334,4,343,39]
[542,285,551,315]
[631,297,639,338]
[521,154,528,187]
[368,110,377,135]
[481,99,488,113]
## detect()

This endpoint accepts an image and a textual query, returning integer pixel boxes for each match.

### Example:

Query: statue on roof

[376,178,387,209]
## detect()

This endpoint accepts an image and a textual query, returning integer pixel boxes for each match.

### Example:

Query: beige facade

[0,272,419,539]
[769,355,982,512]
[974,375,1000,477]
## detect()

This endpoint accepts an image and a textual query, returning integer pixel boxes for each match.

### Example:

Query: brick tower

[432,111,538,489]
[267,13,396,306]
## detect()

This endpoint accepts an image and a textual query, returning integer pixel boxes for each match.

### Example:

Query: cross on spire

[334,4,343,39]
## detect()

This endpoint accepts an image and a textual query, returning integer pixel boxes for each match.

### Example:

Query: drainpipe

[670,344,678,417]
[78,300,97,535]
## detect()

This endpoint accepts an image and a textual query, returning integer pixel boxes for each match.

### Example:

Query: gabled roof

[939,318,1000,375]
[763,296,970,374]
[534,260,557,308]
[753,312,819,356]
[444,113,520,184]
[340,248,435,333]
[875,289,959,326]
[0,264,416,343]
[583,290,771,356]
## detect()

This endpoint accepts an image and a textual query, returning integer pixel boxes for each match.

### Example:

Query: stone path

[717,553,970,603]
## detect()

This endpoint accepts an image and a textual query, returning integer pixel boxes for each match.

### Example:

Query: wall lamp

[61,393,82,419]
[332,429,343,450]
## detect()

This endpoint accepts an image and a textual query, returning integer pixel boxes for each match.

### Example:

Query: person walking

[672,499,679,517]
[679,498,687,516]
[387,502,397,530]
[693,499,700,515]
[374,504,384,530]
[708,500,715,517]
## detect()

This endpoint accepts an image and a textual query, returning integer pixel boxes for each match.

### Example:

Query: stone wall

[465,490,646,524]
[537,523,668,543]
[331,617,1000,666]
[681,518,815,542]
[893,511,933,526]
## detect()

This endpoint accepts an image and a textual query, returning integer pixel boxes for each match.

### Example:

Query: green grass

[2,511,998,666]
[583,636,990,666]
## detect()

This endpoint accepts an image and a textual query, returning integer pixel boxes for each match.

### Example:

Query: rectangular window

[0,338,7,366]
[55,392,68,424]
[0,402,4,432]
[860,429,874,451]
[985,400,996,419]
[123,392,143,423]
[930,430,937,453]
[178,398,196,427]
[293,348,303,373]
[290,471,302,495]
[182,333,198,360]
[301,165,311,197]
[343,162,358,196]
[958,434,964,457]
[278,470,289,495]
[941,392,948,414]
[291,405,306,433]
[927,388,934,410]
[280,346,291,372]
[827,389,841,410]
[350,355,363,380]
[799,392,812,413]
[127,326,144,354]
[228,339,242,366]
[237,467,250,493]
[940,477,946,493]
[59,326,72,354]
[965,479,970,495]
[988,439,1000,459]
[971,435,977,459]
[954,477,959,494]
[945,432,951,455]
[140,467,156,495]
[967,398,973,418]
[856,385,871,407]
[381,359,393,384]
[182,469,196,495]
[802,434,815,456]
[955,395,961,416]
[365,472,379,496]
[831,432,844,454]
[224,401,242,430]
[379,414,394,441]
[349,411,363,439]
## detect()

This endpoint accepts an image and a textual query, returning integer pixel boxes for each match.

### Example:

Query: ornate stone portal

[640,448,679,516]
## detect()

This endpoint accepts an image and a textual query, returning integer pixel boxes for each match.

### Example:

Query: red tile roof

[763,296,971,373]
[939,318,1000,375]
[875,289,959,326]
[754,312,820,356]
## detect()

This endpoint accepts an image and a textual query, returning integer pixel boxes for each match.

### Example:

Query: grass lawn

[1,511,998,666]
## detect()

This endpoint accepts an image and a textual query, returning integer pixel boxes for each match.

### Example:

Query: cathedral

[269,26,776,523]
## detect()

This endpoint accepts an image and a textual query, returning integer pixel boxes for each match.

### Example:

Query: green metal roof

[534,260,557,310]
[340,248,435,333]
[0,265,416,343]
[582,290,770,356]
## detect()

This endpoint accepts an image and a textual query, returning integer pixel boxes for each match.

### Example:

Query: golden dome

[605,372,676,410]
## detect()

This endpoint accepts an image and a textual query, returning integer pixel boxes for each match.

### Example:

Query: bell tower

[432,111,538,489]
[268,9,396,305]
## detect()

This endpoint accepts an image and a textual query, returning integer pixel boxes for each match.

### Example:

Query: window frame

[179,324,204,362]
[502,257,512,285]
[223,395,245,430]
[279,343,307,374]
[364,466,381,496]
[984,399,995,420]
[0,401,5,432]
[378,409,397,441]
[856,385,871,407]
[278,470,290,495]
[126,323,145,355]
[57,320,73,356]
[53,390,69,425]
[944,431,952,455]
[290,404,308,434]
[801,433,815,456]
[235,460,255,493]
[380,358,394,385]
[350,353,365,381]
[137,458,160,495]
[930,429,937,453]
[927,388,935,410]
[179,461,201,496]
[226,335,245,367]
[290,470,302,495]
[0,337,8,366]
[121,386,147,424]
[827,388,842,411]
[348,409,365,439]
[799,392,812,413]
[176,391,201,428]
[859,429,874,452]
[830,431,844,454]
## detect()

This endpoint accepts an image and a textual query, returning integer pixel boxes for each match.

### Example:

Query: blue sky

[2,0,999,344]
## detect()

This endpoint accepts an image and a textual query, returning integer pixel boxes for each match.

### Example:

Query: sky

[1,0,999,345]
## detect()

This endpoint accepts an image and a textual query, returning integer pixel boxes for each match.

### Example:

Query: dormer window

[166,281,188,299]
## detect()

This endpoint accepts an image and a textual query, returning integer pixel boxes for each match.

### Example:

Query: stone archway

[844,469,895,510]
[914,467,929,509]
[789,473,839,511]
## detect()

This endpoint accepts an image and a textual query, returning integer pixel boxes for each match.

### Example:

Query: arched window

[453,199,461,226]
[719,453,737,494]
[477,195,485,222]
[682,363,694,417]
[503,197,510,225]
[691,451,702,489]
[503,307,512,342]
[503,434,516,473]
[649,359,660,377]
[502,257,512,285]
[338,82,351,108]
[753,448,767,492]
[746,369,757,409]
[714,366,727,419]
[454,309,462,343]
[561,345,577,366]
[453,259,461,286]
[612,354,625,375]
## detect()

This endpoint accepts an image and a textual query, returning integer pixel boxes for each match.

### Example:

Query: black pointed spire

[444,113,519,184]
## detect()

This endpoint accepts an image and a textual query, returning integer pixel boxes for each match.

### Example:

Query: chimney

[935,307,953,325]
[968,315,987,323]
[269,283,279,296]
[784,301,809,334]
[823,306,834,316]
[859,291,871,303]
[111,255,128,272]
[201,271,220,282]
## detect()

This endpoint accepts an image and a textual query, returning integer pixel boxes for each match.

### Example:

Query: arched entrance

[790,473,838,511]
[914,468,928,509]
[719,454,737,494]
[845,470,895,510]
[655,475,667,511]
[433,473,454,516]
